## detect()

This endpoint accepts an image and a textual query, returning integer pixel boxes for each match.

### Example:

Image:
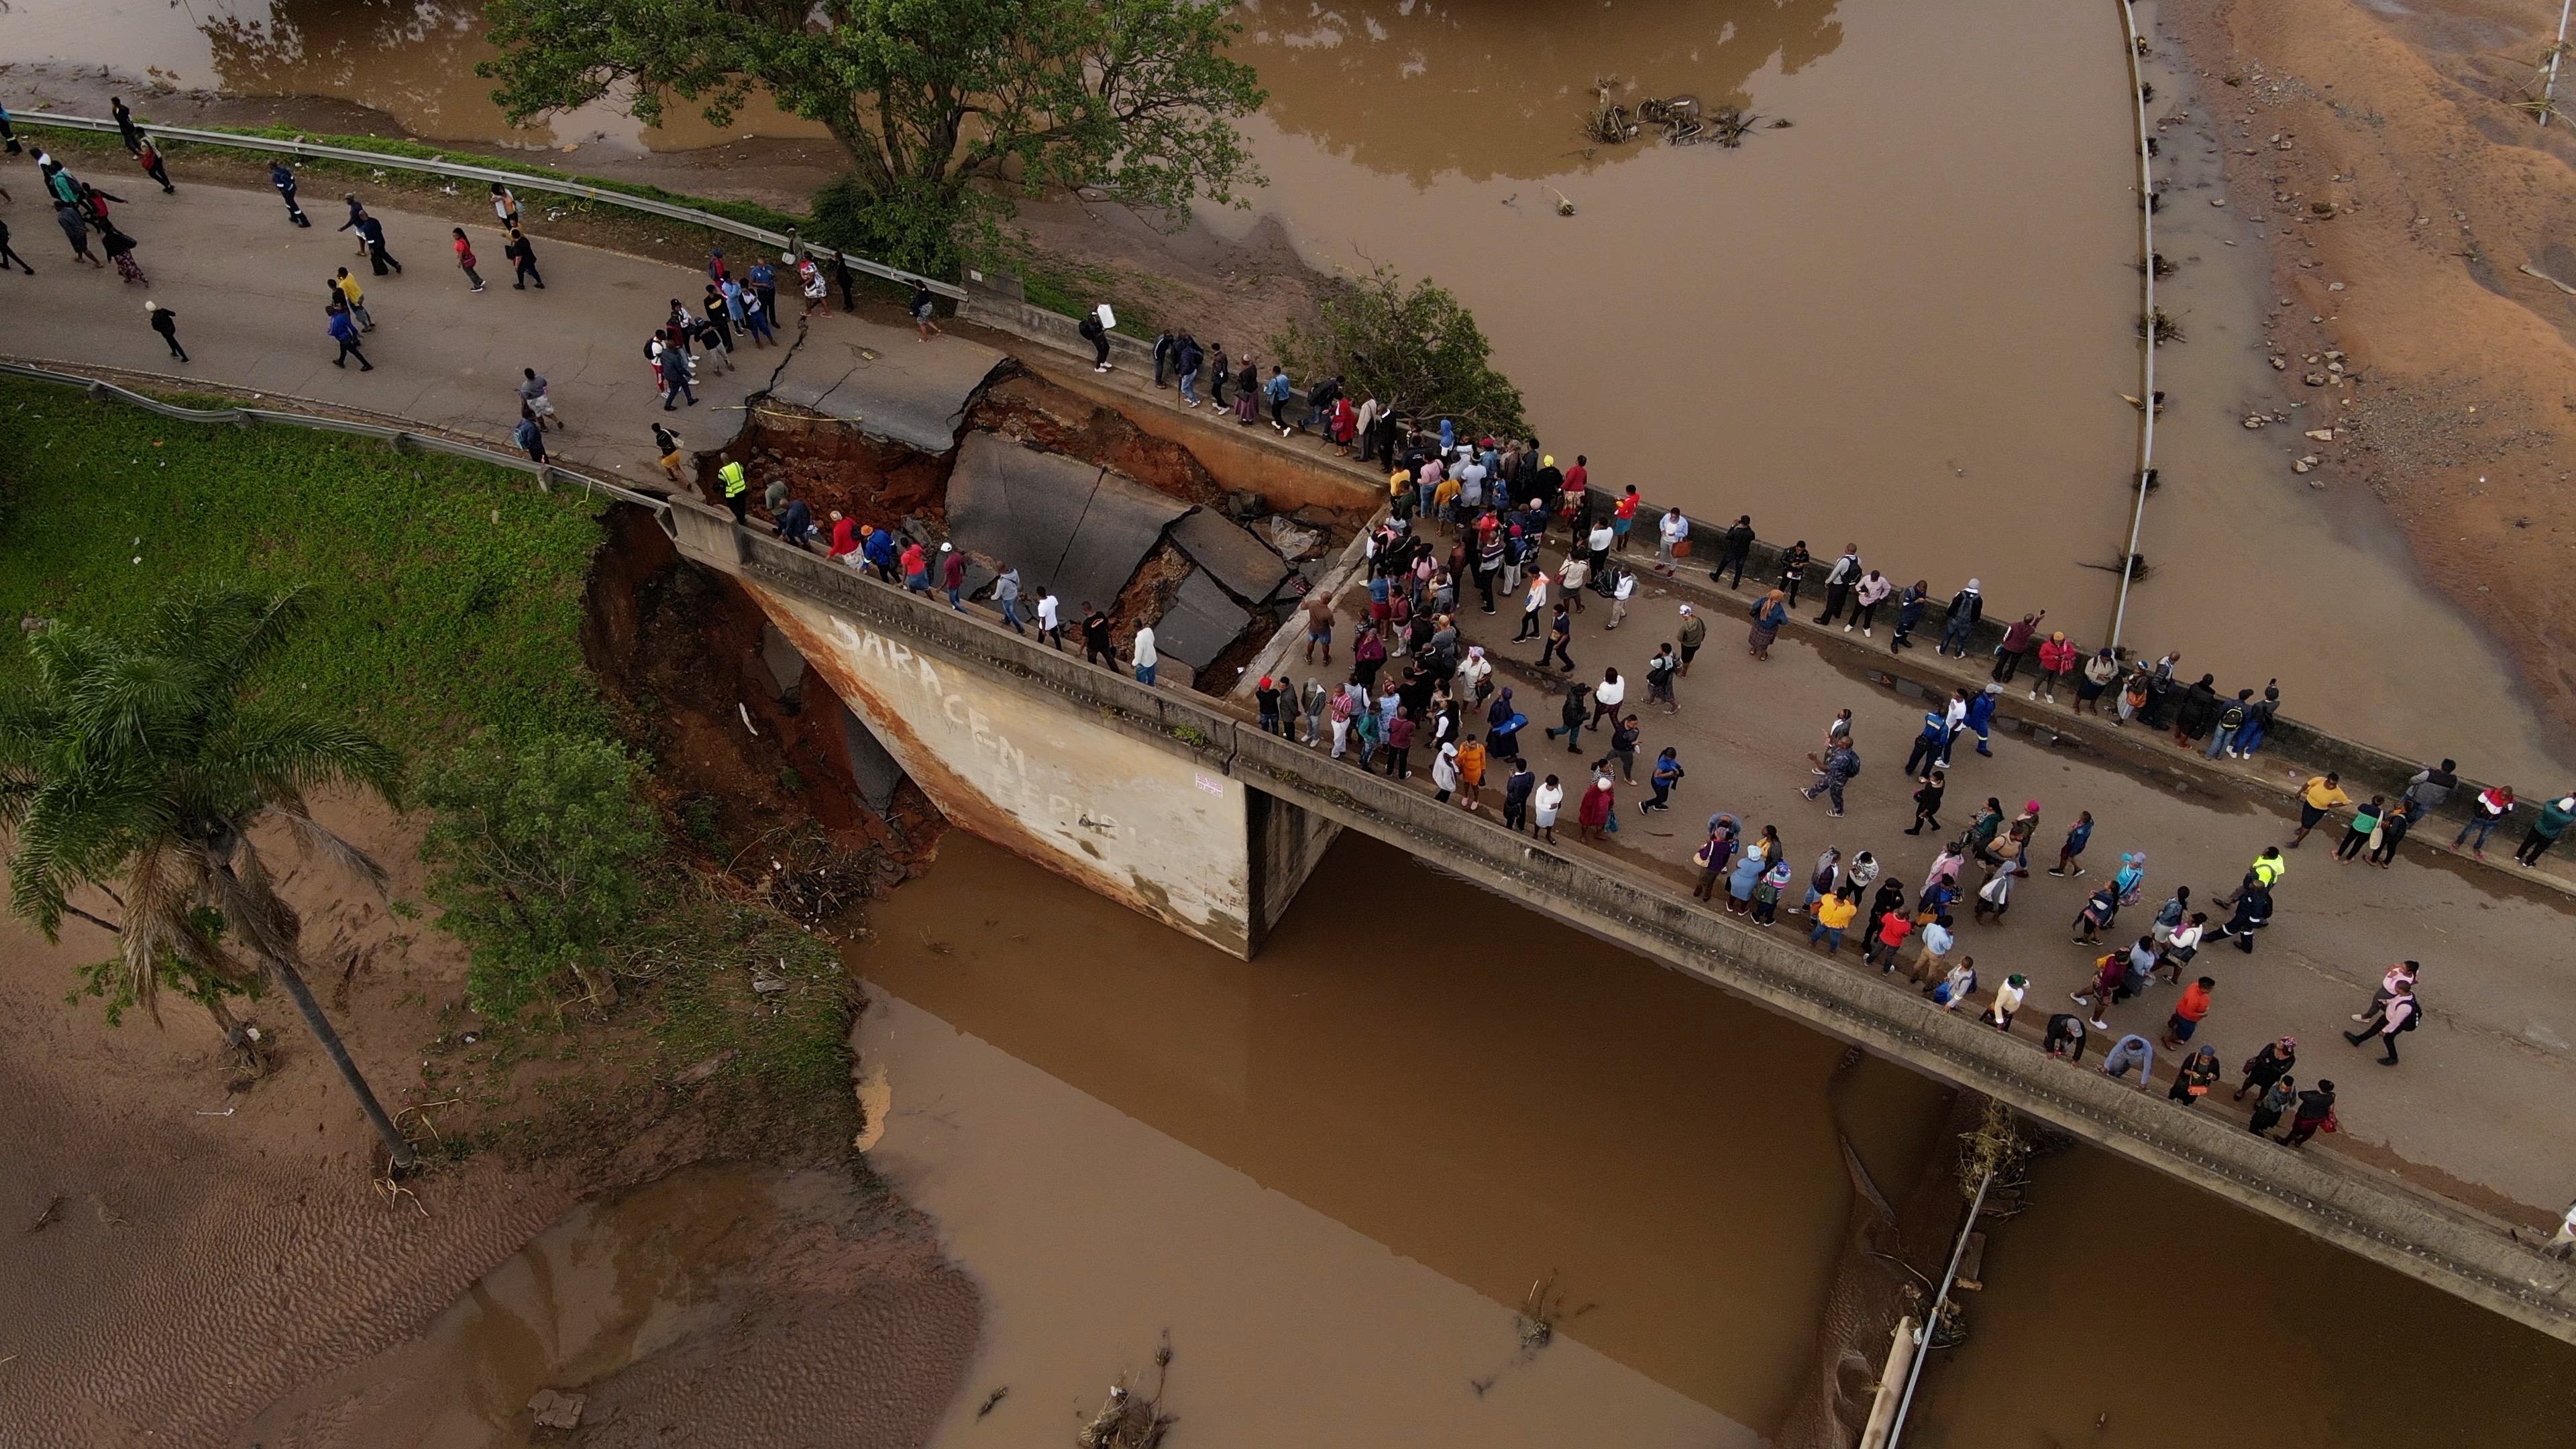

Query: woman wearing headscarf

[1747,588,1790,661]
[1727,825,1776,916]
[2235,1036,2298,1102]
[1577,769,1617,843]
[1694,816,1739,901]
[2168,1045,2222,1105]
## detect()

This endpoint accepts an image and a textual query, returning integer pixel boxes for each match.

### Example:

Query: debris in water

[1543,184,1576,217]
[1514,1272,1590,1350]
[1079,1334,1176,1448]
[1703,104,1762,147]
[2080,553,2153,582]
[1638,94,1703,143]
[2139,309,2186,345]
[1580,80,1638,144]
[976,1387,1008,1418]
[527,1388,586,1430]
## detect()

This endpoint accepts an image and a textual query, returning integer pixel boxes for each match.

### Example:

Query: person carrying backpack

[1803,741,1860,817]
[2345,986,2419,1064]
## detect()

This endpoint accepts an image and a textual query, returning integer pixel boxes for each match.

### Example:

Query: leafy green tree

[479,0,1268,271]
[1274,266,1529,441]
[420,735,659,1018]
[0,584,415,1167]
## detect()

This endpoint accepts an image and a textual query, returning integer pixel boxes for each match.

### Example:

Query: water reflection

[201,0,536,139]
[1234,0,1845,182]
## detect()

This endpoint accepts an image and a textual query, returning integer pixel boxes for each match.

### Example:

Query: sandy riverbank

[2159,0,2576,771]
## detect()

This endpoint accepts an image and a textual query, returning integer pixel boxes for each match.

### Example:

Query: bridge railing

[13,111,965,301]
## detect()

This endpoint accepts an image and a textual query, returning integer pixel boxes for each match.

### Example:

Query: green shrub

[421,735,661,1018]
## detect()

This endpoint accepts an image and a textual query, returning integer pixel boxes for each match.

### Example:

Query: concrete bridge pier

[669,502,1337,957]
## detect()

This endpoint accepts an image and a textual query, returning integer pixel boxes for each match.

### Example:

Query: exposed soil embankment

[0,504,983,1447]
[585,501,947,881]
[2167,0,2576,737]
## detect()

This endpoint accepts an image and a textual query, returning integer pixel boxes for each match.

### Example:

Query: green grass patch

[0,376,609,756]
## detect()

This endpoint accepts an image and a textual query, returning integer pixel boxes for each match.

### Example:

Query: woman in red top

[1330,395,1357,455]
[449,227,484,292]
[1612,484,1641,551]
[1864,907,1914,969]
[1576,771,1616,842]
[2033,631,2079,702]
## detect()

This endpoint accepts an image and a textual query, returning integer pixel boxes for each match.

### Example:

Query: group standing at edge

[1167,413,2551,1163]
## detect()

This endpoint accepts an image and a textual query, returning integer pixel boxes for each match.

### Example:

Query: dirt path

[0,795,585,1442]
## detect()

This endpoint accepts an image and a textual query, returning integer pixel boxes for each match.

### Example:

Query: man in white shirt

[1656,508,1690,574]
[1909,914,1955,983]
[1130,624,1158,686]
[1589,667,1627,729]
[1036,588,1063,649]
[1609,567,1635,629]
[1937,688,1970,769]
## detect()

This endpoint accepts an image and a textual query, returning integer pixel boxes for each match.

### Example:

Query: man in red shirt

[2161,975,2216,1051]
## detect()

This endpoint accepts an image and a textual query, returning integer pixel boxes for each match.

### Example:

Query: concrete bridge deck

[7,164,2575,1343]
[691,510,2576,1346]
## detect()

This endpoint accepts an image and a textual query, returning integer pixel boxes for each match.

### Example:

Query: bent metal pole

[2109,0,2157,655]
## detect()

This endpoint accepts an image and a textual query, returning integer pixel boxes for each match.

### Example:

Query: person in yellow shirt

[1387,466,1413,521]
[2288,771,2350,848]
[1809,890,1860,955]
[330,266,373,331]
[1432,469,1462,525]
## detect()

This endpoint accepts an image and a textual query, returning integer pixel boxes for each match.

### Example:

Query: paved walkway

[1292,536,2576,1222]
[7,160,2571,1227]
[0,174,961,484]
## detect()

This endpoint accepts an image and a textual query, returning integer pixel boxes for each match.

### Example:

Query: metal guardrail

[0,359,678,532]
[16,111,967,301]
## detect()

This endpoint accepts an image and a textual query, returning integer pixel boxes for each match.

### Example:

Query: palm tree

[0,584,417,1169]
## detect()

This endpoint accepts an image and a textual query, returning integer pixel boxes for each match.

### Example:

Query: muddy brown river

[863,832,2576,1446]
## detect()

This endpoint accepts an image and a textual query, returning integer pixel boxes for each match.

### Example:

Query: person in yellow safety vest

[2249,846,2288,889]
[719,459,749,522]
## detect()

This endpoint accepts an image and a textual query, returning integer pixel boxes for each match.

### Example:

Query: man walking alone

[145,301,187,362]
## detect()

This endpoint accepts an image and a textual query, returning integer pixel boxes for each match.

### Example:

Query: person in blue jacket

[1962,684,2002,757]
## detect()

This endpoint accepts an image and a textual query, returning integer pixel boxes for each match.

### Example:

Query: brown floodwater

[861,830,2576,1445]
[233,1167,841,1445]
[861,830,1954,1437]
